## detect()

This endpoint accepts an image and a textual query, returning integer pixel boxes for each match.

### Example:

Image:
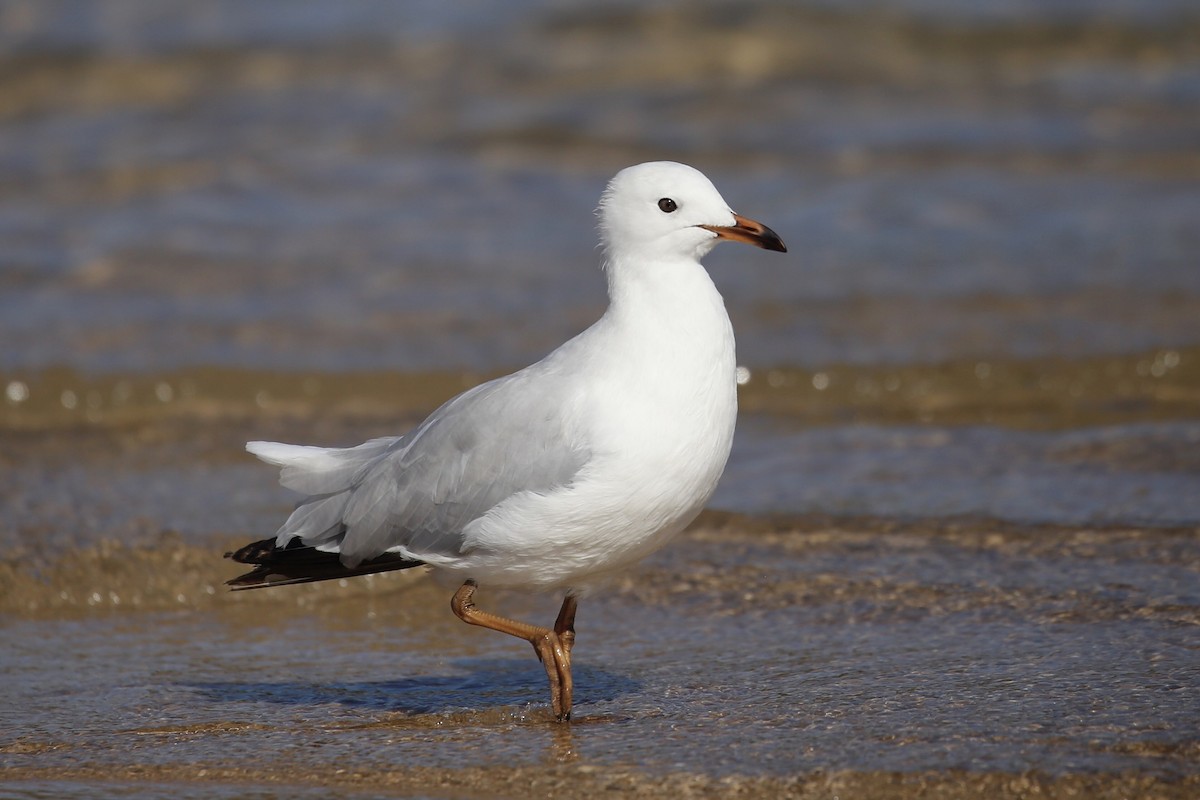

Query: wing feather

[249,370,590,568]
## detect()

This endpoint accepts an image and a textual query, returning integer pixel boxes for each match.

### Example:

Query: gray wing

[248,368,590,567]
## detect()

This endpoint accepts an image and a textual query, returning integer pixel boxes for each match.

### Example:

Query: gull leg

[451,580,574,721]
[554,594,578,656]
[553,594,578,715]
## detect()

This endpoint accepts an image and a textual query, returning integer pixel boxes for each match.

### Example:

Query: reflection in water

[547,722,578,764]
[186,660,639,718]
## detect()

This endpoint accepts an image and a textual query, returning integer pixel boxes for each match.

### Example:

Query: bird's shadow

[188,658,639,718]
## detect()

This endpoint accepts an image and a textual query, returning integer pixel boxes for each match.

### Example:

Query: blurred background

[2,0,1198,372]
[2,0,1199,568]
[2,1,1199,789]
[2,0,1198,531]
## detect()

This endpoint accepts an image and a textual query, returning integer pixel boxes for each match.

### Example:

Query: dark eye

[657,197,678,213]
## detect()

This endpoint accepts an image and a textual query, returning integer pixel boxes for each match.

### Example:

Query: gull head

[598,161,787,263]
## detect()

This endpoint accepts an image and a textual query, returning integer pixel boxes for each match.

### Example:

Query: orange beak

[700,213,787,253]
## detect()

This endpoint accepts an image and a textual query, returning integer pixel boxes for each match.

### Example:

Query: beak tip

[751,227,787,254]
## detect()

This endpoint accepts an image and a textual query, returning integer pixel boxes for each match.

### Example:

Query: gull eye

[657,197,678,213]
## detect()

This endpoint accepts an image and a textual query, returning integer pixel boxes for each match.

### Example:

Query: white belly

[442,257,739,591]
[450,362,737,591]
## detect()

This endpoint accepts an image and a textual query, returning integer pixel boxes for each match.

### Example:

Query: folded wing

[248,371,590,568]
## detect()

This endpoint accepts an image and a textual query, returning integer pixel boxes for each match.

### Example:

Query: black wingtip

[224,536,426,591]
[226,537,278,565]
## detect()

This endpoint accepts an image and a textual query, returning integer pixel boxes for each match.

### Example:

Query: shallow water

[2,1,1199,796]
[3,524,1198,776]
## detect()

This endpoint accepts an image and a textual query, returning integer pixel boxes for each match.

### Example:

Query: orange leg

[451,580,578,721]
[554,594,578,657]
[551,594,578,713]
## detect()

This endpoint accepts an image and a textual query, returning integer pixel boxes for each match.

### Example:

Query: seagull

[226,161,786,721]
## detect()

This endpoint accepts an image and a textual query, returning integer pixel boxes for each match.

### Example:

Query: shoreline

[3,512,1196,618]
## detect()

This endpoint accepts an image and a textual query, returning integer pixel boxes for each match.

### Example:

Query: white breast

[451,255,738,591]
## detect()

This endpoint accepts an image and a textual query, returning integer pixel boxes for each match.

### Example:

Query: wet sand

[3,511,1198,797]
[4,345,1200,433]
[3,766,1197,800]
[3,354,1199,797]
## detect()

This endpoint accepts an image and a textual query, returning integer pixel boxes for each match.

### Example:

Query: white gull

[227,161,787,721]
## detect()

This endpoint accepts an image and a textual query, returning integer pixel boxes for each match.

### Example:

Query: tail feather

[225,536,424,590]
[246,437,399,495]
